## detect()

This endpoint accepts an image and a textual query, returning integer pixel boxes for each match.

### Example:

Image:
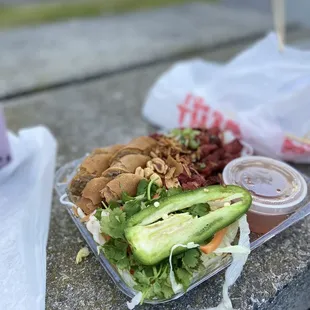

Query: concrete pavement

[0,3,276,98]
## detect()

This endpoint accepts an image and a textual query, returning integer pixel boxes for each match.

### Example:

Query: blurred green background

[0,0,216,29]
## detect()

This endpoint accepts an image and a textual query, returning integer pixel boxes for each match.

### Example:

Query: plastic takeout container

[223,156,308,233]
[55,157,310,304]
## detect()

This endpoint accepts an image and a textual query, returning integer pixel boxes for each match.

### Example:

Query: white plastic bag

[143,33,310,163]
[0,126,57,310]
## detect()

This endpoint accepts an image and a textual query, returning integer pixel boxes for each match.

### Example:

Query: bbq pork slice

[101,173,143,202]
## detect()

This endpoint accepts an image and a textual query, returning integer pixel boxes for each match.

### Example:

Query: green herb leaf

[123,200,141,217]
[162,284,174,299]
[109,200,121,210]
[169,128,201,150]
[136,179,159,201]
[198,162,206,169]
[136,179,149,196]
[155,186,182,200]
[100,208,127,239]
[180,136,187,146]
[102,239,130,270]
[167,187,183,197]
[190,130,201,138]
[117,257,131,270]
[94,208,103,221]
[170,129,182,137]
[155,187,167,199]
[153,281,162,295]
[188,203,210,217]
[123,193,146,218]
[121,191,134,203]
[189,139,199,150]
[175,268,191,289]
[147,178,159,201]
[182,248,200,270]
[133,262,175,301]
[134,270,150,285]
[140,201,148,210]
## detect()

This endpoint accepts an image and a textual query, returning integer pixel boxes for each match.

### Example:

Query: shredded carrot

[152,193,160,199]
[199,227,228,254]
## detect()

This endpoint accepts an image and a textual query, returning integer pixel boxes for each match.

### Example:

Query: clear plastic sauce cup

[223,156,308,234]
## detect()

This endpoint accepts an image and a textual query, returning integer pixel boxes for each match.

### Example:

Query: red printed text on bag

[177,94,241,137]
[281,137,310,155]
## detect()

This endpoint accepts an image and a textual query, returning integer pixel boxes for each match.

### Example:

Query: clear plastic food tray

[55,158,310,305]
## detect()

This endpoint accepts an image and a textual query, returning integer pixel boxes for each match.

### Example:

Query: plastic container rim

[223,155,308,215]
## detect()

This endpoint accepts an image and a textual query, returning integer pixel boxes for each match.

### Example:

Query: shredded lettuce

[218,221,239,248]
[198,221,239,283]
[118,269,137,288]
[86,215,106,245]
[200,253,223,269]
[206,215,250,310]
[168,242,199,293]
[126,291,143,310]
[76,247,90,264]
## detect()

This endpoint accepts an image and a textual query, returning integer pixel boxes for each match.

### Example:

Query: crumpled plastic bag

[0,126,57,310]
[143,32,310,163]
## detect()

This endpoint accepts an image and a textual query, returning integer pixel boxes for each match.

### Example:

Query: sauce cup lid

[222,156,308,215]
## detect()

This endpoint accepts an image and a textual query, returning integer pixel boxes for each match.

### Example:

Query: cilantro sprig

[99,179,163,244]
[133,247,201,302]
[172,248,201,290]
[102,238,132,270]
[133,263,174,301]
[100,208,127,239]
[187,203,210,217]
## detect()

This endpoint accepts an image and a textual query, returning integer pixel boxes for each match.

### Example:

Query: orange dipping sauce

[223,156,307,234]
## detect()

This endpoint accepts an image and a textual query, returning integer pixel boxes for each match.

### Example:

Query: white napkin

[0,126,57,310]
